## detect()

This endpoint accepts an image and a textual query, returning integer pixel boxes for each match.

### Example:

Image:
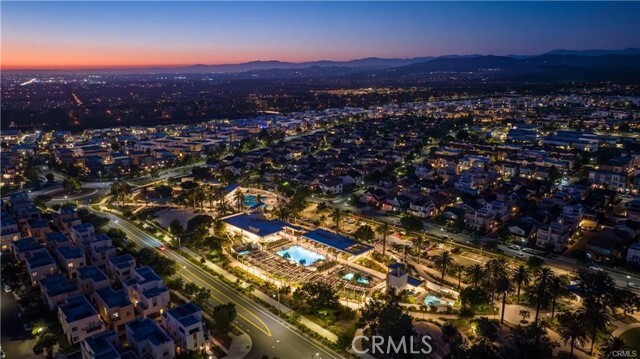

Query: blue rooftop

[135,266,162,283]
[77,266,108,283]
[83,331,120,359]
[26,251,56,268]
[126,318,172,346]
[72,223,95,231]
[57,246,85,260]
[14,237,42,252]
[59,295,98,322]
[109,254,136,270]
[408,276,423,287]
[46,232,70,244]
[96,287,132,309]
[223,213,293,237]
[165,302,202,328]
[40,273,80,297]
[302,229,373,256]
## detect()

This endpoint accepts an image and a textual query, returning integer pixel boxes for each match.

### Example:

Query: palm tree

[215,198,232,217]
[465,263,485,287]
[549,275,568,319]
[377,222,389,256]
[433,250,456,281]
[513,264,531,304]
[495,276,515,324]
[578,299,610,355]
[413,237,424,264]
[329,208,342,234]
[234,190,246,211]
[533,267,554,320]
[486,257,509,303]
[599,336,627,359]
[557,311,589,359]
[452,264,466,289]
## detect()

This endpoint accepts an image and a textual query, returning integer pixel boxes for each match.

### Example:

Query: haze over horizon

[2,1,640,70]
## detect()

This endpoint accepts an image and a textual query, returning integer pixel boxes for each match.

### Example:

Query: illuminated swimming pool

[343,272,370,284]
[244,195,259,207]
[277,246,325,266]
[424,294,453,306]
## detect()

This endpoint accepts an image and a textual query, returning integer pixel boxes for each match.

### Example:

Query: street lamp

[273,292,281,316]
[312,352,319,358]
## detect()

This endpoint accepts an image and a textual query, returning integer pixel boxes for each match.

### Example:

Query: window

[72,326,78,332]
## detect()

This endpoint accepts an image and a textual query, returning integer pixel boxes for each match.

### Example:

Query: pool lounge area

[276,245,326,267]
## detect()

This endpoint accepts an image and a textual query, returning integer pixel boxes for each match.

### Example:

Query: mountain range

[7,48,640,82]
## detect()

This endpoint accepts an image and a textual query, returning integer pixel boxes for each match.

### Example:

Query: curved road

[97,210,343,359]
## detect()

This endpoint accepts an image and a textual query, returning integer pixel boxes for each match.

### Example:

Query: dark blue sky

[3,1,639,69]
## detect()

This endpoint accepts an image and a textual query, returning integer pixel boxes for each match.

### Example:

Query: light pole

[311,351,319,359]
[273,292,281,316]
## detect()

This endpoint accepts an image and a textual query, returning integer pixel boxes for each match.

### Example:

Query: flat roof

[78,266,108,283]
[41,273,80,297]
[126,318,172,346]
[223,213,294,238]
[26,251,56,268]
[302,229,373,256]
[59,295,97,322]
[96,287,131,309]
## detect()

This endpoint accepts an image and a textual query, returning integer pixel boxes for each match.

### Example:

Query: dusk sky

[2,1,640,69]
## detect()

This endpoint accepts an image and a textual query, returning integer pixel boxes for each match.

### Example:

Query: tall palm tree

[329,208,342,234]
[549,275,568,319]
[452,264,466,289]
[578,299,610,355]
[433,250,456,281]
[234,190,246,211]
[599,336,627,359]
[495,276,516,324]
[533,267,554,320]
[413,237,424,264]
[485,257,509,303]
[377,222,389,256]
[512,264,531,304]
[557,311,589,359]
[465,263,485,287]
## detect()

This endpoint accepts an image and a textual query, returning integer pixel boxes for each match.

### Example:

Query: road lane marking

[180,265,272,337]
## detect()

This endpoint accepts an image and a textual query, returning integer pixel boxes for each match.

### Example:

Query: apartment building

[95,286,136,335]
[59,295,106,345]
[126,318,175,359]
[161,302,207,353]
[123,266,170,319]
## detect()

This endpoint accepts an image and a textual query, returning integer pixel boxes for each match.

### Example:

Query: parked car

[514,252,526,259]
[589,265,604,272]
[508,244,521,250]
[3,284,12,293]
[628,282,639,289]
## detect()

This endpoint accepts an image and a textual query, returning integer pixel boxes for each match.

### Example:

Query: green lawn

[620,327,640,352]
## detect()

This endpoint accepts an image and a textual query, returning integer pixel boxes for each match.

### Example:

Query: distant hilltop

[5,47,640,74]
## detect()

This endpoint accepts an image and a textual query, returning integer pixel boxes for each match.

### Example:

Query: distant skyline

[2,1,640,70]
